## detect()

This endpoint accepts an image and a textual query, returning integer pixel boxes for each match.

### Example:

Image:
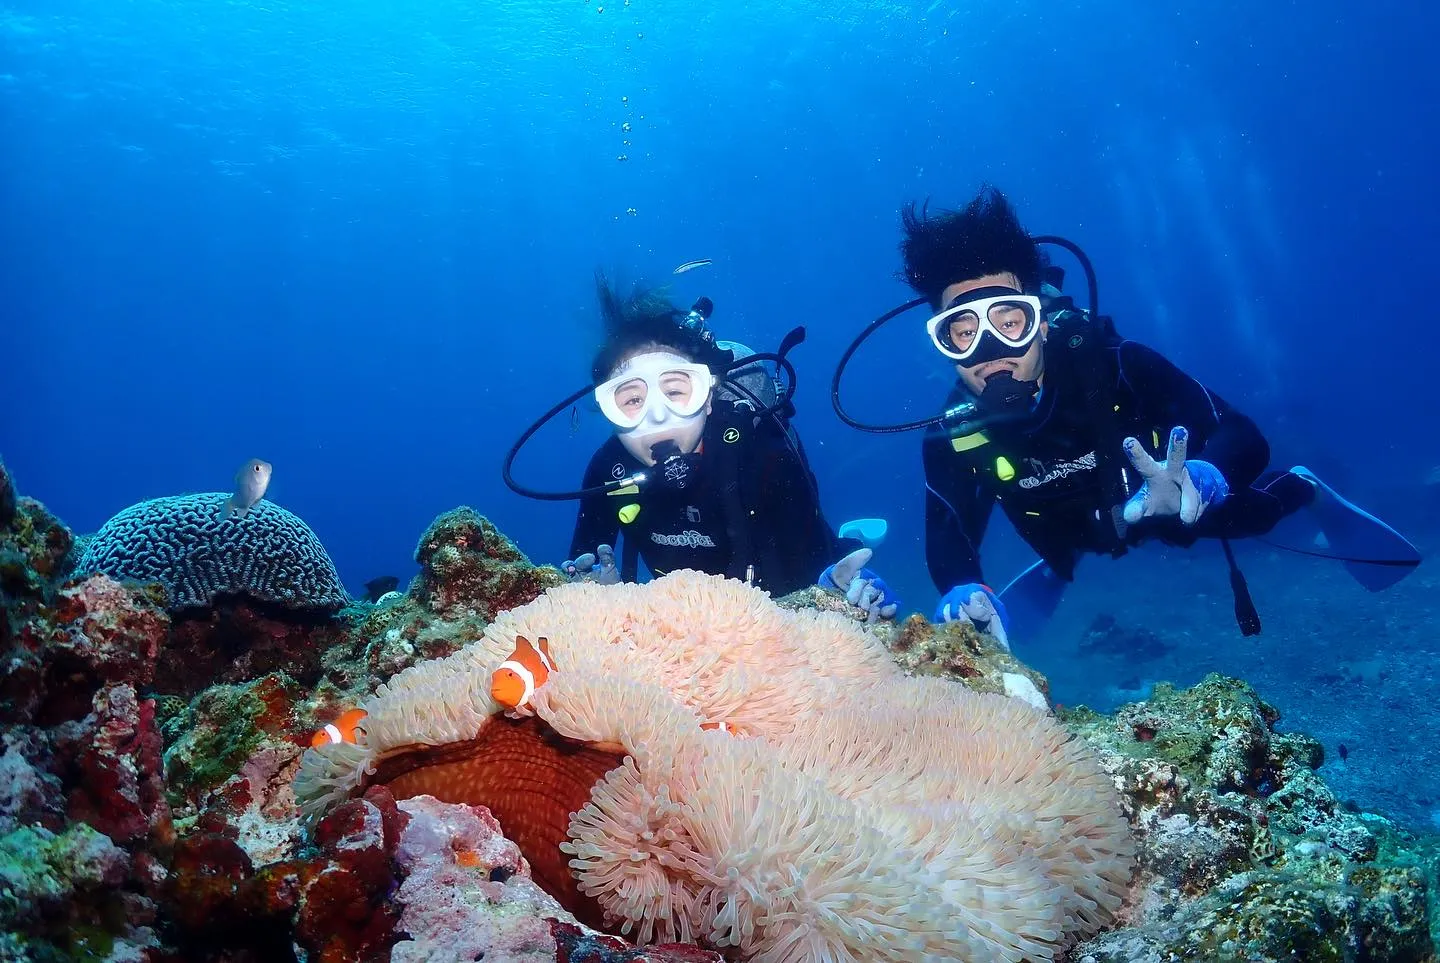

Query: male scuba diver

[831,187,1421,642]
[505,275,901,620]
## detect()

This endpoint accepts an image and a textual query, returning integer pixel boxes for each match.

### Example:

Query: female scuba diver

[527,276,901,619]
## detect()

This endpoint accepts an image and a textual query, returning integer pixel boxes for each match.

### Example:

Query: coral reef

[0,820,159,958]
[2,573,169,726]
[0,455,1435,962]
[1067,674,1437,961]
[781,586,1053,705]
[310,508,567,708]
[165,787,407,961]
[0,458,75,645]
[413,506,566,620]
[75,492,349,612]
[298,572,1136,961]
[387,793,722,962]
[158,599,351,699]
[161,672,306,807]
[0,471,174,959]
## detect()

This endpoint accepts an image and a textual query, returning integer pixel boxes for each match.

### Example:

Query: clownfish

[311,708,367,748]
[701,720,740,736]
[491,636,556,716]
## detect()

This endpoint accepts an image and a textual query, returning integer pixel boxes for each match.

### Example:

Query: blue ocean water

[3,1,1437,821]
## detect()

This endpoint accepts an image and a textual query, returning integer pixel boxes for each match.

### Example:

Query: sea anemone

[295,571,1134,961]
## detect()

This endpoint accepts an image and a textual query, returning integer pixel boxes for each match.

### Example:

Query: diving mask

[595,352,718,432]
[926,287,1043,365]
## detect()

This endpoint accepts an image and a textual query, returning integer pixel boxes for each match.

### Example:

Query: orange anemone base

[367,714,625,931]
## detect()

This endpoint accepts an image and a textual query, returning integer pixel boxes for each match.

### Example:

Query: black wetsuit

[570,402,852,595]
[923,314,1314,593]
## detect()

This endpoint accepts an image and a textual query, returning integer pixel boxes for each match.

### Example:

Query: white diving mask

[594,352,718,435]
[926,287,1043,365]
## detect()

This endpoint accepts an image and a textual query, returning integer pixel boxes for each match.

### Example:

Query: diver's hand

[934,583,1011,650]
[1121,426,1229,526]
[562,544,620,585]
[818,548,900,622]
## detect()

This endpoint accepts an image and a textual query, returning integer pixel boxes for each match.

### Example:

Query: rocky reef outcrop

[1067,675,1437,961]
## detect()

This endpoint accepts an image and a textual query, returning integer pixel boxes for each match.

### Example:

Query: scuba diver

[830,186,1421,642]
[504,275,901,620]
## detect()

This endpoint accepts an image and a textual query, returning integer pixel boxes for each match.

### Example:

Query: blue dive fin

[1291,466,1421,591]
[838,517,888,548]
[997,559,1067,639]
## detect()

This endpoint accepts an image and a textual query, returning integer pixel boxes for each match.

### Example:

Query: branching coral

[296,571,1135,962]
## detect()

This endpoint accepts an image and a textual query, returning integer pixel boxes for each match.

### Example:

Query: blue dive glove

[818,548,900,622]
[562,544,621,584]
[934,583,1012,650]
[1122,426,1229,526]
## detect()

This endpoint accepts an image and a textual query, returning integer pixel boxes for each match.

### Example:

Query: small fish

[226,458,272,519]
[671,258,713,275]
[570,405,580,435]
[1338,743,1349,763]
[311,708,367,748]
[700,720,740,736]
[363,576,400,602]
[491,636,556,716]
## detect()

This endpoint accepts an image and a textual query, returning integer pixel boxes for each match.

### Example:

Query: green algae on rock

[0,823,126,927]
[1076,864,1432,963]
[413,507,565,621]
[161,673,304,806]
[778,589,1052,706]
[1067,673,1438,961]
[315,508,568,703]
[0,459,76,644]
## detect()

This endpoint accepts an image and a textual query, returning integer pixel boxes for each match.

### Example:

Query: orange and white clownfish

[311,708,368,748]
[491,635,556,717]
[700,720,741,736]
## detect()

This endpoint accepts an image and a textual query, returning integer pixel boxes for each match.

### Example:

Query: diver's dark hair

[899,186,1048,309]
[589,271,721,383]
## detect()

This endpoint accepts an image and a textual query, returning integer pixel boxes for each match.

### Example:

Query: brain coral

[295,571,1134,962]
[77,494,348,612]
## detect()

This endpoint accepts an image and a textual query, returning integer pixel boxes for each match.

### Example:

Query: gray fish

[672,258,713,275]
[226,458,272,519]
[363,575,400,601]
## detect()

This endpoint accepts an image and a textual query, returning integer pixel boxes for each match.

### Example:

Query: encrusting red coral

[0,552,174,955]
[162,600,351,699]
[166,787,408,961]
[8,574,169,726]
[57,682,173,849]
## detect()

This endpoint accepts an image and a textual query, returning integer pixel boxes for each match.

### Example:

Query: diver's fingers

[596,544,615,567]
[1122,437,1162,477]
[1123,483,1151,525]
[1166,426,1189,475]
[878,602,898,620]
[1179,467,1203,525]
[831,548,873,589]
[573,552,597,572]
